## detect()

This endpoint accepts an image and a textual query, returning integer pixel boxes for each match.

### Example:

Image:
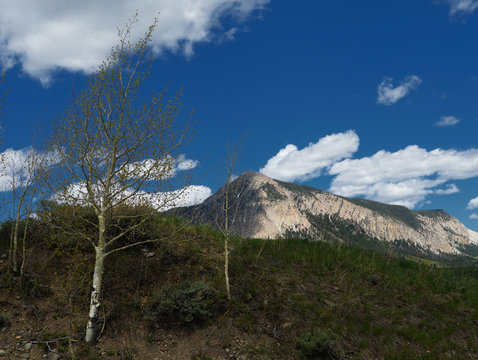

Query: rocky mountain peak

[188,171,478,257]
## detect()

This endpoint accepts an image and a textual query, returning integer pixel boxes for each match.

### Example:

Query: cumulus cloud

[470,214,478,220]
[54,153,204,208]
[218,28,239,44]
[121,154,198,179]
[434,184,460,195]
[57,181,211,211]
[143,185,212,211]
[0,148,56,192]
[468,196,478,209]
[448,0,478,15]
[329,145,478,208]
[261,130,478,209]
[0,148,30,191]
[176,155,199,171]
[377,75,422,106]
[436,115,460,127]
[0,0,269,84]
[259,130,359,182]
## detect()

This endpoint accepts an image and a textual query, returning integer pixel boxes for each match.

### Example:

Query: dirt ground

[0,282,283,360]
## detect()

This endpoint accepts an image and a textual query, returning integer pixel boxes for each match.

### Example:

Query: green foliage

[346,197,421,230]
[415,209,449,218]
[117,347,135,360]
[191,353,213,360]
[0,218,44,250]
[457,243,478,258]
[145,334,154,343]
[276,179,323,197]
[298,212,478,266]
[144,280,217,327]
[295,328,340,359]
[0,220,12,249]
[4,209,478,357]
[39,201,166,250]
[38,201,97,249]
[261,183,286,202]
[0,312,11,328]
[230,238,478,358]
[20,274,51,299]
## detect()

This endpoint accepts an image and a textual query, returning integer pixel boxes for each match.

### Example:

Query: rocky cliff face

[187,171,478,256]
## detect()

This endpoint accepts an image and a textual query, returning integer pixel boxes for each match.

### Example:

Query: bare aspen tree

[216,138,246,301]
[49,16,192,343]
[1,148,49,275]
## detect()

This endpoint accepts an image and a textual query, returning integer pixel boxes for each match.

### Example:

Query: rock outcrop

[186,171,478,256]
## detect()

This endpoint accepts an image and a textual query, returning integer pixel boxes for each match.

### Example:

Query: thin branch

[105,219,192,257]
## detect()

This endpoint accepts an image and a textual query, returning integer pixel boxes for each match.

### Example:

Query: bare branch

[46,15,193,344]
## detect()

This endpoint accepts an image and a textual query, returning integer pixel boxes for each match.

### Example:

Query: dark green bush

[144,280,216,327]
[0,312,11,328]
[295,328,340,359]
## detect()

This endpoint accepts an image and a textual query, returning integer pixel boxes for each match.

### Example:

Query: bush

[144,280,217,327]
[295,328,340,359]
[0,312,11,328]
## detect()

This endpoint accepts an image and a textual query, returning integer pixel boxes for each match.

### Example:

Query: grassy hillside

[1,214,478,359]
[293,212,478,267]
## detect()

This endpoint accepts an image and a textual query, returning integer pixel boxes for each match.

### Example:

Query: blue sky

[1,0,478,229]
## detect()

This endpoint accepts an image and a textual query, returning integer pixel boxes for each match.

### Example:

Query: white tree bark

[85,244,106,343]
[12,215,19,273]
[224,184,231,301]
[224,234,231,301]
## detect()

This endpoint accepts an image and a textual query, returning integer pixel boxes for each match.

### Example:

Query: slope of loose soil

[1,219,478,359]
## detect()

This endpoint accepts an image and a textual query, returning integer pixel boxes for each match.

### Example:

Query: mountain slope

[185,171,478,257]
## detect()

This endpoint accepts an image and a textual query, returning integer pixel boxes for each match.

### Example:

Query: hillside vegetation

[1,210,478,359]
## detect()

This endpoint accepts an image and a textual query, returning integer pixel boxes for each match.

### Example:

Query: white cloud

[0,148,30,191]
[261,130,478,209]
[377,75,422,106]
[176,155,199,171]
[260,130,359,182]
[0,0,269,84]
[329,145,478,208]
[448,0,478,15]
[0,148,56,192]
[470,213,478,220]
[143,185,212,211]
[468,196,478,209]
[434,183,460,195]
[121,154,198,179]
[436,115,460,127]
[57,181,211,211]
[54,153,203,208]
[218,28,239,43]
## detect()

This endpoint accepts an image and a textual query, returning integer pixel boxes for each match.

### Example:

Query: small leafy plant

[295,328,340,359]
[0,312,11,328]
[144,280,217,327]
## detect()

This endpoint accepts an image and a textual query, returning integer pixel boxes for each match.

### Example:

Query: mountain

[183,171,478,258]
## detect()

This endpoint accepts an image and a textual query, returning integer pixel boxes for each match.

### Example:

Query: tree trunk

[224,234,231,301]
[20,217,29,280]
[85,245,106,343]
[11,218,19,273]
[8,223,14,274]
[85,213,107,343]
[224,186,231,301]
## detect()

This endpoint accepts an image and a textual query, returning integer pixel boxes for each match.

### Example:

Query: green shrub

[0,312,11,328]
[144,280,216,327]
[295,328,340,359]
